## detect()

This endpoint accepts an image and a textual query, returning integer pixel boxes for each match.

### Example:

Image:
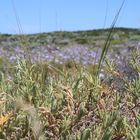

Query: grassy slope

[0,27,140,48]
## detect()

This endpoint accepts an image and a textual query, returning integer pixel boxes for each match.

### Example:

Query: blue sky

[0,0,140,34]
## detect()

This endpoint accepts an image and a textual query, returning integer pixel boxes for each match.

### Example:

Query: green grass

[0,49,139,139]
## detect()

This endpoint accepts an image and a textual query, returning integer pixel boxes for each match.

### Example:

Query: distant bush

[130,35,140,41]
[111,39,124,45]
[74,37,88,44]
[56,39,70,46]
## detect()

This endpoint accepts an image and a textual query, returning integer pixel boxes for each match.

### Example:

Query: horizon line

[0,26,140,35]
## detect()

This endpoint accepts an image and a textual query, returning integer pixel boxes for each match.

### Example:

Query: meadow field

[0,27,140,140]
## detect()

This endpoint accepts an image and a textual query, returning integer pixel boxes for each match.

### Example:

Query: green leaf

[80,128,91,140]
[101,130,112,140]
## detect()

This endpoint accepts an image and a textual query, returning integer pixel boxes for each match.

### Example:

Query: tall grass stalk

[97,0,126,76]
[11,0,31,62]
